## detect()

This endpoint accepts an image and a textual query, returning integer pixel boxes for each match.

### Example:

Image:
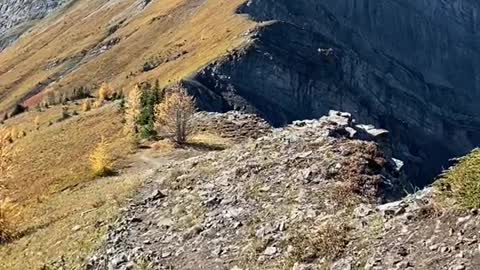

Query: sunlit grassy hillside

[0,101,137,269]
[0,0,253,113]
[0,1,254,267]
[1,102,132,203]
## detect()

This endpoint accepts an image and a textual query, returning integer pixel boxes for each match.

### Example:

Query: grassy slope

[0,0,254,112]
[0,0,254,268]
[2,103,132,203]
[0,102,137,269]
[0,172,141,269]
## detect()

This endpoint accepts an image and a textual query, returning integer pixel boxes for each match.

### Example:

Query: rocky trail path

[87,146,221,270]
[85,111,409,270]
[85,112,480,270]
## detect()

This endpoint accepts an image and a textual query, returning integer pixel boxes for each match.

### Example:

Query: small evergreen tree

[138,81,164,139]
[9,104,26,118]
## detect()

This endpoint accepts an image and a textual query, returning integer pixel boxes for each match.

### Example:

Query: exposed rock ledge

[84,111,410,270]
[0,0,64,50]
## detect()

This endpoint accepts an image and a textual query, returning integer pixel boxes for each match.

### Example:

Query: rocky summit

[190,0,480,185]
[84,111,411,270]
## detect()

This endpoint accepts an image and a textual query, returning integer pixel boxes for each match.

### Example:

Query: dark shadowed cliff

[187,0,480,185]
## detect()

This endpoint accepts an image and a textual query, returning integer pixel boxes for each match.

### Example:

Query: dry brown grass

[0,174,142,269]
[82,99,92,112]
[286,221,350,263]
[0,130,14,183]
[151,139,175,152]
[0,0,256,267]
[0,198,21,244]
[188,132,233,151]
[2,103,131,203]
[335,142,386,201]
[0,102,140,268]
[97,83,115,102]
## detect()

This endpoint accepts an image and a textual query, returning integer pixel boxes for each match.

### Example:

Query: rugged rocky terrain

[1,0,480,186]
[81,111,411,270]
[189,0,480,185]
[2,1,480,269]
[60,111,479,270]
[0,0,65,49]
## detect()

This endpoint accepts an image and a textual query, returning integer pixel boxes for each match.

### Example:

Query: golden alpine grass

[435,149,480,209]
[0,198,21,244]
[0,130,20,244]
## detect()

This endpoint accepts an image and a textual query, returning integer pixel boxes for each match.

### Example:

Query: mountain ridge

[185,0,480,185]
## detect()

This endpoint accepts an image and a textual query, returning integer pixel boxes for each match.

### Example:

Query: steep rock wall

[189,0,480,185]
[0,0,64,49]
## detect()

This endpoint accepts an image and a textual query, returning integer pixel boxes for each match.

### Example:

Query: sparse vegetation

[60,106,70,121]
[0,132,19,244]
[98,82,114,102]
[286,221,350,263]
[94,83,116,108]
[0,131,13,183]
[435,149,480,209]
[0,198,21,244]
[0,103,138,267]
[34,116,40,130]
[10,104,27,118]
[187,132,232,151]
[154,84,196,145]
[82,99,92,112]
[70,86,90,101]
[90,137,114,177]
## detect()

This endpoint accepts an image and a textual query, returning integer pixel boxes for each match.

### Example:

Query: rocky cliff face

[0,0,64,49]
[188,0,480,185]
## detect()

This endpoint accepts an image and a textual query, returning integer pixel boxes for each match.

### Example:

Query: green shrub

[9,104,26,118]
[435,149,480,209]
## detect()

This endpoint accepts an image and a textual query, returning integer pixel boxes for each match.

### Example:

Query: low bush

[89,138,114,177]
[82,100,92,112]
[286,221,350,262]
